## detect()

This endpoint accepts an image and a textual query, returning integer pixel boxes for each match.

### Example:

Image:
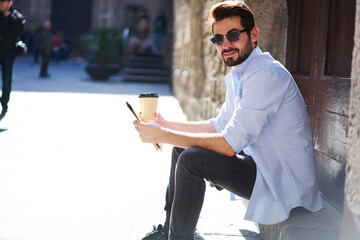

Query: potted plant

[82,28,123,80]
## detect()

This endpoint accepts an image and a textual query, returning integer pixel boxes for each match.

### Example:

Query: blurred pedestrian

[39,20,53,78]
[59,37,71,60]
[127,35,140,54]
[0,0,25,121]
[32,26,42,63]
[142,34,158,54]
[153,10,167,54]
[52,30,63,64]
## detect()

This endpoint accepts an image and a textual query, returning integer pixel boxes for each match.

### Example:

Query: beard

[221,39,253,67]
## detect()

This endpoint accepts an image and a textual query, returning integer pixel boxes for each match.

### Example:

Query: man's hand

[155,113,168,127]
[138,112,167,127]
[133,120,162,144]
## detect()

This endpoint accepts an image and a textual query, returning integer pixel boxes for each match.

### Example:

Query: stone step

[121,67,170,76]
[121,73,169,83]
[125,54,164,63]
[259,199,342,240]
[121,53,170,83]
[122,61,166,69]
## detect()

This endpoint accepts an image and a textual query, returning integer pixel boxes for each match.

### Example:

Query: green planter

[82,28,123,80]
[85,63,121,81]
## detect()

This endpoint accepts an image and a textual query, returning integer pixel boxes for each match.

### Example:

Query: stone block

[259,199,342,240]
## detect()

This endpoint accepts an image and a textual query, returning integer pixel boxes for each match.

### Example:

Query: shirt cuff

[221,126,247,153]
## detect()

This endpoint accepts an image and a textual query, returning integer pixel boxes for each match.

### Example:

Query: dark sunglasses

[210,29,248,46]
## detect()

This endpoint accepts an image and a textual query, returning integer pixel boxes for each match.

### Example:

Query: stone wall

[172,0,288,121]
[173,0,223,121]
[340,0,360,239]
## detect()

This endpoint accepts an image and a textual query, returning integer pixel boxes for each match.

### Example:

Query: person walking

[52,30,63,64]
[39,20,52,78]
[0,0,25,121]
[134,2,323,240]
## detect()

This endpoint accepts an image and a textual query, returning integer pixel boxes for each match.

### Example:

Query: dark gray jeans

[164,147,257,240]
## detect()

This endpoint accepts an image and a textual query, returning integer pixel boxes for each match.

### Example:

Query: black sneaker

[142,224,167,240]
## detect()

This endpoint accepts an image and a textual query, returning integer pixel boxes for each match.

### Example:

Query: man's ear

[251,27,259,44]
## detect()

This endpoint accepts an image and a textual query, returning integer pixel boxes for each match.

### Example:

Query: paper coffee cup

[139,92,159,121]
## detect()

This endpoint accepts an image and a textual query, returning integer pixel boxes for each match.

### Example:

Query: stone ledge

[259,199,342,240]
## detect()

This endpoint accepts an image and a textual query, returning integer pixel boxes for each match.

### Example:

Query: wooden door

[286,0,355,212]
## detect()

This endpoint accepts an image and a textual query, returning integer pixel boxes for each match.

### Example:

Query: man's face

[213,16,256,67]
[0,0,12,13]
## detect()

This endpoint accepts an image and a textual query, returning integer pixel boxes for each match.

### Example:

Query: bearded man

[134,2,323,240]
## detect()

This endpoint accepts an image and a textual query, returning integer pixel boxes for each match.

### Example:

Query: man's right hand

[155,113,168,128]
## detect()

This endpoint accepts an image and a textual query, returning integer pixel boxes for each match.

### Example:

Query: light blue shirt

[210,47,323,224]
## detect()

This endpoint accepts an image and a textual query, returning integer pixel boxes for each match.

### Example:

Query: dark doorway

[286,0,355,212]
[51,0,92,56]
[124,5,142,36]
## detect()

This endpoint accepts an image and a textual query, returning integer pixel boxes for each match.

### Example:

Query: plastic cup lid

[139,92,159,98]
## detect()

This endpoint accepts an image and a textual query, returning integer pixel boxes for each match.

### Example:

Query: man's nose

[221,37,233,49]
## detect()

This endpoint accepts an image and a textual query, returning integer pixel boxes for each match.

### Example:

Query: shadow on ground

[196,229,262,240]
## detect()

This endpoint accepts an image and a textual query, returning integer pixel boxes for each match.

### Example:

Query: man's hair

[208,1,255,35]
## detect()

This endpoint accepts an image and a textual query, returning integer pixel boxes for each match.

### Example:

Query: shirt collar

[232,46,262,77]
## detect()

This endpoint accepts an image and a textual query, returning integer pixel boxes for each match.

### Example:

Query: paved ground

[0,56,261,240]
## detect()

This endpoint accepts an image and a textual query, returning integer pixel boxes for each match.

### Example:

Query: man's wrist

[162,120,171,129]
[158,127,168,144]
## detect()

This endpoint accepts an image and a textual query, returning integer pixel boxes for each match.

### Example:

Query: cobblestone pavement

[0,56,261,240]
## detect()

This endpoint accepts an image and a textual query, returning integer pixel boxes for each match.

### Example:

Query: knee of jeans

[176,147,207,184]
[179,146,202,159]
[177,147,203,172]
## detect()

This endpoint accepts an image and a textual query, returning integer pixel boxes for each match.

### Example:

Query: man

[39,20,52,78]
[134,2,323,240]
[0,0,25,121]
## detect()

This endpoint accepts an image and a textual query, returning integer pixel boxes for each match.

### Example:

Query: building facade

[14,0,172,55]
